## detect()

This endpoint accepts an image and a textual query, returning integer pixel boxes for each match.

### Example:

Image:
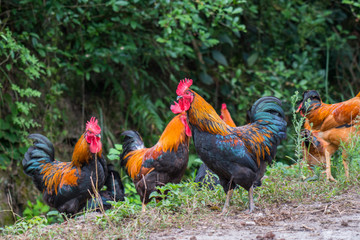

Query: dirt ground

[150,191,360,240]
[5,190,359,240]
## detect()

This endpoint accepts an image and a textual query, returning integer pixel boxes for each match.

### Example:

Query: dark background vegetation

[1,0,359,226]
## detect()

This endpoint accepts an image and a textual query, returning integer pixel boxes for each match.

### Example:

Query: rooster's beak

[177,96,183,100]
[96,134,101,138]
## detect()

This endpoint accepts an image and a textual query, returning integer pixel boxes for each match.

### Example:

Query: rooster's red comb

[86,117,101,134]
[176,78,193,96]
[221,103,227,110]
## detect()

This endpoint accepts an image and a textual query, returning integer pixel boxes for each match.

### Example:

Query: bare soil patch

[150,190,360,240]
[4,189,360,240]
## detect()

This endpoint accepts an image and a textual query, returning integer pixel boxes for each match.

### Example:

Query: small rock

[256,231,275,240]
[245,221,256,226]
[190,236,197,240]
[341,220,349,227]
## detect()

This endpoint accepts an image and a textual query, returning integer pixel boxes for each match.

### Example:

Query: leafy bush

[22,198,63,224]
[0,28,43,168]
[0,216,48,236]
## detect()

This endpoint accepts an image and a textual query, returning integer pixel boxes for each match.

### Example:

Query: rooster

[195,103,236,188]
[296,90,360,181]
[23,117,121,215]
[172,79,287,213]
[120,111,191,212]
[196,103,266,189]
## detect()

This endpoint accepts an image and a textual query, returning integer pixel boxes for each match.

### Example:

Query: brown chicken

[296,90,360,181]
[301,122,327,169]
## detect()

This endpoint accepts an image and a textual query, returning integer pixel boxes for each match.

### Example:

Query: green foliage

[95,197,141,228]
[107,144,122,161]
[23,200,49,219]
[260,162,346,205]
[340,123,360,174]
[289,91,306,165]
[342,0,360,19]
[1,0,248,146]
[0,28,43,168]
[0,216,48,236]
[1,0,357,160]
[22,198,63,224]
[185,154,203,179]
[150,180,225,213]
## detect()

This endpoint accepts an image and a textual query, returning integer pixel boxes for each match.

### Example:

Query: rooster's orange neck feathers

[157,113,189,152]
[72,134,102,167]
[188,91,230,136]
[125,114,190,180]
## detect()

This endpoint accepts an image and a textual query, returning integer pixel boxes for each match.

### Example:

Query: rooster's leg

[325,150,337,182]
[248,185,255,213]
[142,203,146,213]
[220,189,233,215]
[342,151,349,180]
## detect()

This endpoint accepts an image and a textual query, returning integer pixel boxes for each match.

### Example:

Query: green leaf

[0,119,10,130]
[218,34,233,47]
[156,37,167,43]
[235,68,242,78]
[107,155,119,161]
[232,7,243,14]
[115,0,129,6]
[199,72,214,85]
[130,21,137,30]
[211,50,228,66]
[247,53,258,66]
[47,210,60,216]
[114,144,123,150]
[108,148,120,155]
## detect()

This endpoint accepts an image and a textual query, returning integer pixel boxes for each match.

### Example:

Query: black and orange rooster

[120,110,191,212]
[296,90,360,181]
[23,117,123,215]
[172,79,287,213]
[195,103,236,188]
